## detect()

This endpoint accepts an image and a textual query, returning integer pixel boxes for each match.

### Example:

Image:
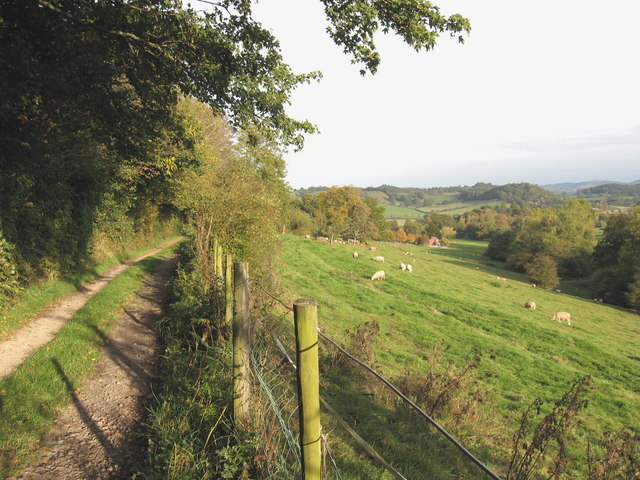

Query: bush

[525,253,559,289]
[0,231,25,306]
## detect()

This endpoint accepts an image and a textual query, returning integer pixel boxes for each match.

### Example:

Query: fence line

[317,329,503,480]
[245,279,504,479]
[273,333,407,480]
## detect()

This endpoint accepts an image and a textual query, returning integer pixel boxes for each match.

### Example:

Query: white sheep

[371,270,385,281]
[552,312,571,325]
[399,263,407,271]
[524,301,536,310]
[406,264,412,273]
[353,252,359,259]
[372,256,384,262]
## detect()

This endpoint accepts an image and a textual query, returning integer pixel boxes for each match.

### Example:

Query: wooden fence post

[293,298,321,480]
[225,253,233,325]
[233,262,250,429]
[216,243,223,278]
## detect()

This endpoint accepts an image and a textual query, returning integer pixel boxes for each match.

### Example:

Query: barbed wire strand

[273,333,406,480]
[317,329,503,480]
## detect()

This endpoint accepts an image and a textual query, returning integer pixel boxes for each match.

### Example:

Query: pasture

[276,235,640,478]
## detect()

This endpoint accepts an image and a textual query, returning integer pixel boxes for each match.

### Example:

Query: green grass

[381,204,424,219]
[275,235,640,478]
[0,235,183,343]
[417,200,503,215]
[0,242,182,478]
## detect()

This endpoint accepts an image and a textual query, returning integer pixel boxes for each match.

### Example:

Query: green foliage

[142,246,261,480]
[0,231,24,305]
[524,253,559,289]
[321,0,470,75]
[591,207,640,308]
[295,186,382,241]
[488,200,597,281]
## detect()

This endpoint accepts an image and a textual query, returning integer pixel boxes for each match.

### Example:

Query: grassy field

[275,235,640,479]
[381,204,424,219]
[417,200,503,215]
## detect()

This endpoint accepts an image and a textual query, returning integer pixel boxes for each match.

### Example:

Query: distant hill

[542,180,624,193]
[291,182,561,218]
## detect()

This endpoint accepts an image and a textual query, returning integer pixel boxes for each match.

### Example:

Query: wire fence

[244,278,504,480]
[247,323,344,479]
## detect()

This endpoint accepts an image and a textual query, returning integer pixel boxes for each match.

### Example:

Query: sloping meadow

[275,235,640,478]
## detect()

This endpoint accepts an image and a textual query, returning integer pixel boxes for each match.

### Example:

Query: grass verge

[0,242,181,478]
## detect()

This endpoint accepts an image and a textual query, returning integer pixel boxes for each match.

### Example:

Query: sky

[251,0,640,189]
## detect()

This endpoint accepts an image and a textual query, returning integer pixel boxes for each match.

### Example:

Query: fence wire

[250,281,503,479]
[247,324,344,479]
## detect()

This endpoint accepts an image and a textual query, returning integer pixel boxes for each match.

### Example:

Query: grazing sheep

[555,289,561,293]
[400,263,407,271]
[304,234,311,239]
[372,256,384,262]
[531,283,537,288]
[371,270,385,281]
[552,312,571,326]
[353,252,359,259]
[369,246,376,251]
[406,264,412,273]
[524,301,536,310]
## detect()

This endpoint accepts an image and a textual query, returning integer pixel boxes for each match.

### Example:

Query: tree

[1,0,470,278]
[525,253,559,289]
[591,207,640,308]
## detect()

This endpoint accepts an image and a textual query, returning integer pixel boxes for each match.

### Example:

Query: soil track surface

[11,249,180,480]
[0,238,182,378]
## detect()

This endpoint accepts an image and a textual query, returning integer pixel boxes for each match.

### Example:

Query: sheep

[353,252,359,259]
[524,301,536,310]
[372,256,384,262]
[369,246,376,251]
[406,264,412,273]
[371,270,385,281]
[400,263,407,271]
[552,312,571,325]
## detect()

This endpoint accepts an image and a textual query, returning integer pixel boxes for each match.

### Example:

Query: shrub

[525,253,559,289]
[0,231,25,306]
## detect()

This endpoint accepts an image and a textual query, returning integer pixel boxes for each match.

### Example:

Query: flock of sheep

[352,249,413,281]
[352,243,574,327]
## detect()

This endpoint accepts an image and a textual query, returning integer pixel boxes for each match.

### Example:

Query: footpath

[5,241,182,479]
[0,237,182,378]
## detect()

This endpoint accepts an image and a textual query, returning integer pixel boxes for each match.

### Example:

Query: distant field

[417,200,503,215]
[382,204,424,219]
[276,235,640,479]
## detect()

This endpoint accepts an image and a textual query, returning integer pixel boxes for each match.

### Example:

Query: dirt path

[0,237,182,379]
[11,249,180,480]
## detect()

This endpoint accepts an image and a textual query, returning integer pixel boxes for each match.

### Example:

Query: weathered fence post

[216,243,223,278]
[293,298,321,480]
[225,253,233,325]
[233,262,250,429]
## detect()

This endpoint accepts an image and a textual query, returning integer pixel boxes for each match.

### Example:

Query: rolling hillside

[276,235,640,478]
